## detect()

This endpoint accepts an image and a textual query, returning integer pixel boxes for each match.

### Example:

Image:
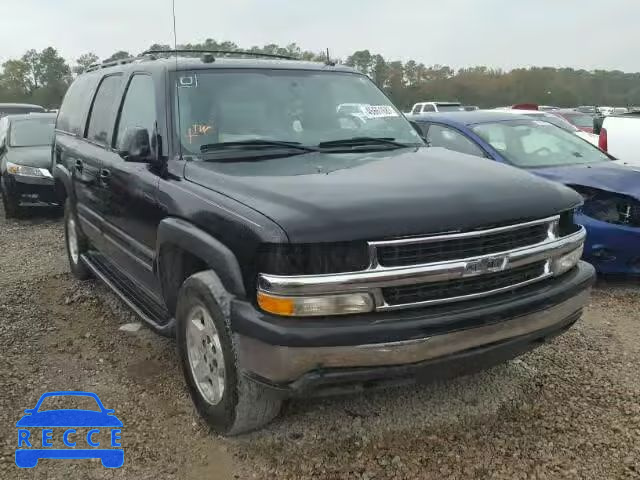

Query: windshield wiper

[200,140,317,153]
[317,137,411,149]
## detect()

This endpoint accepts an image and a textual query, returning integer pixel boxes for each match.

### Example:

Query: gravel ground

[0,204,639,479]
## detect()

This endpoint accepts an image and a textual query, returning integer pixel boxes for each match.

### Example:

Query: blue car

[409,111,640,275]
[15,391,123,468]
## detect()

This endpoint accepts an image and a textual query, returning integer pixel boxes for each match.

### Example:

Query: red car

[553,110,595,133]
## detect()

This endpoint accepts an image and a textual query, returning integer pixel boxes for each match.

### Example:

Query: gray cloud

[2,0,639,72]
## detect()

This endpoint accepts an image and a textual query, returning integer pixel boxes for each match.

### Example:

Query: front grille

[377,224,548,267]
[382,262,547,306]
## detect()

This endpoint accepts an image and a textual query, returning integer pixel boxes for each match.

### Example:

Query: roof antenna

[172,0,183,160]
[325,48,336,66]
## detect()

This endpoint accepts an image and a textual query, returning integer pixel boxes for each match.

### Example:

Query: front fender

[156,217,246,297]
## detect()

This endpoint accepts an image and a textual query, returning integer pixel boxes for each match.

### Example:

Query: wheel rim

[186,304,226,406]
[67,216,79,264]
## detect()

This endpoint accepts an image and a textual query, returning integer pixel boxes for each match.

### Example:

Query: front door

[99,73,164,299]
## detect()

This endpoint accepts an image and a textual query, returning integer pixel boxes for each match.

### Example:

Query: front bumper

[578,213,640,275]
[234,262,594,392]
[2,173,57,204]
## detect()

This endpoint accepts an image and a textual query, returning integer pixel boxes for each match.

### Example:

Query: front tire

[64,199,92,280]
[176,271,282,435]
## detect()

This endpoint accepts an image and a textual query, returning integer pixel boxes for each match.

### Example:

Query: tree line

[2,40,639,110]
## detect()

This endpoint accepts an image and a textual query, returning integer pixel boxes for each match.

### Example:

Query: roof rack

[85,56,144,73]
[140,49,297,61]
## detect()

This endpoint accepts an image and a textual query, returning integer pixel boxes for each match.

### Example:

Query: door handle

[75,160,83,172]
[99,169,111,183]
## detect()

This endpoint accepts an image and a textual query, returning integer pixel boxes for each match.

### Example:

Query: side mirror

[119,127,152,162]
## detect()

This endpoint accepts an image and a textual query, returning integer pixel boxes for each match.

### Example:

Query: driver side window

[114,74,157,152]
[426,124,484,157]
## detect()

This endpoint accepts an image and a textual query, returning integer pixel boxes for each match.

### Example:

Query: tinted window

[436,105,464,112]
[10,117,56,147]
[411,104,422,114]
[0,106,45,116]
[57,75,100,135]
[426,124,484,157]
[86,75,122,146]
[472,120,610,168]
[422,104,436,112]
[114,75,157,150]
[560,113,594,129]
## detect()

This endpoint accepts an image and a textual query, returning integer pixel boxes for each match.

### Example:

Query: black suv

[53,51,595,435]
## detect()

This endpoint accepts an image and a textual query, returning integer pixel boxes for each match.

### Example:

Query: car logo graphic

[15,391,123,468]
[463,256,509,277]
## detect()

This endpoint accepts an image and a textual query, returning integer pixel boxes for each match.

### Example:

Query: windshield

[472,120,610,168]
[560,112,594,128]
[10,117,55,147]
[174,69,422,155]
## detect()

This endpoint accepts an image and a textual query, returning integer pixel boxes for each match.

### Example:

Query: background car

[0,103,45,117]
[410,101,464,114]
[554,109,596,133]
[410,111,640,275]
[0,113,57,217]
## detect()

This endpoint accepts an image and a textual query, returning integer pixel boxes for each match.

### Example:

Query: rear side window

[86,75,123,146]
[426,124,484,157]
[114,75,157,151]
[57,75,99,135]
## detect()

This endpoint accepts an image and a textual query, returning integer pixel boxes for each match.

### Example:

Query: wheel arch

[156,218,246,316]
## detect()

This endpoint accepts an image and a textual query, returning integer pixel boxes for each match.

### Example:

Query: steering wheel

[336,112,365,131]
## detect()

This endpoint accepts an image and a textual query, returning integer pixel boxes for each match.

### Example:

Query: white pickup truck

[600,113,640,167]
[409,102,464,114]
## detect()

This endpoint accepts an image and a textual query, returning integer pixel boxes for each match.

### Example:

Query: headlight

[6,162,52,178]
[552,245,583,276]
[257,291,374,317]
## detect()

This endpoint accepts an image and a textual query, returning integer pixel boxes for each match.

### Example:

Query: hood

[16,409,123,427]
[185,148,582,243]
[613,159,640,170]
[534,161,640,200]
[5,146,51,169]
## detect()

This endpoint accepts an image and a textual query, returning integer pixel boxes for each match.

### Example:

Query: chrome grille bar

[257,216,585,311]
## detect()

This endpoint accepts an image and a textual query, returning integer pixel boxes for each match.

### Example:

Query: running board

[81,252,176,336]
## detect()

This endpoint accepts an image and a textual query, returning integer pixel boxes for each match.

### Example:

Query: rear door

[74,74,124,245]
[99,73,164,298]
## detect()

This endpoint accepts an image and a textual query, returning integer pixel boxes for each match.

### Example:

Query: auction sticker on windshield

[15,391,123,469]
[363,105,399,118]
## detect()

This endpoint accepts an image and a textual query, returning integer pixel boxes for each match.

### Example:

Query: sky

[2,0,639,72]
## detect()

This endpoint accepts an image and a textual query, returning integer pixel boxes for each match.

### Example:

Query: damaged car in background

[410,111,640,275]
